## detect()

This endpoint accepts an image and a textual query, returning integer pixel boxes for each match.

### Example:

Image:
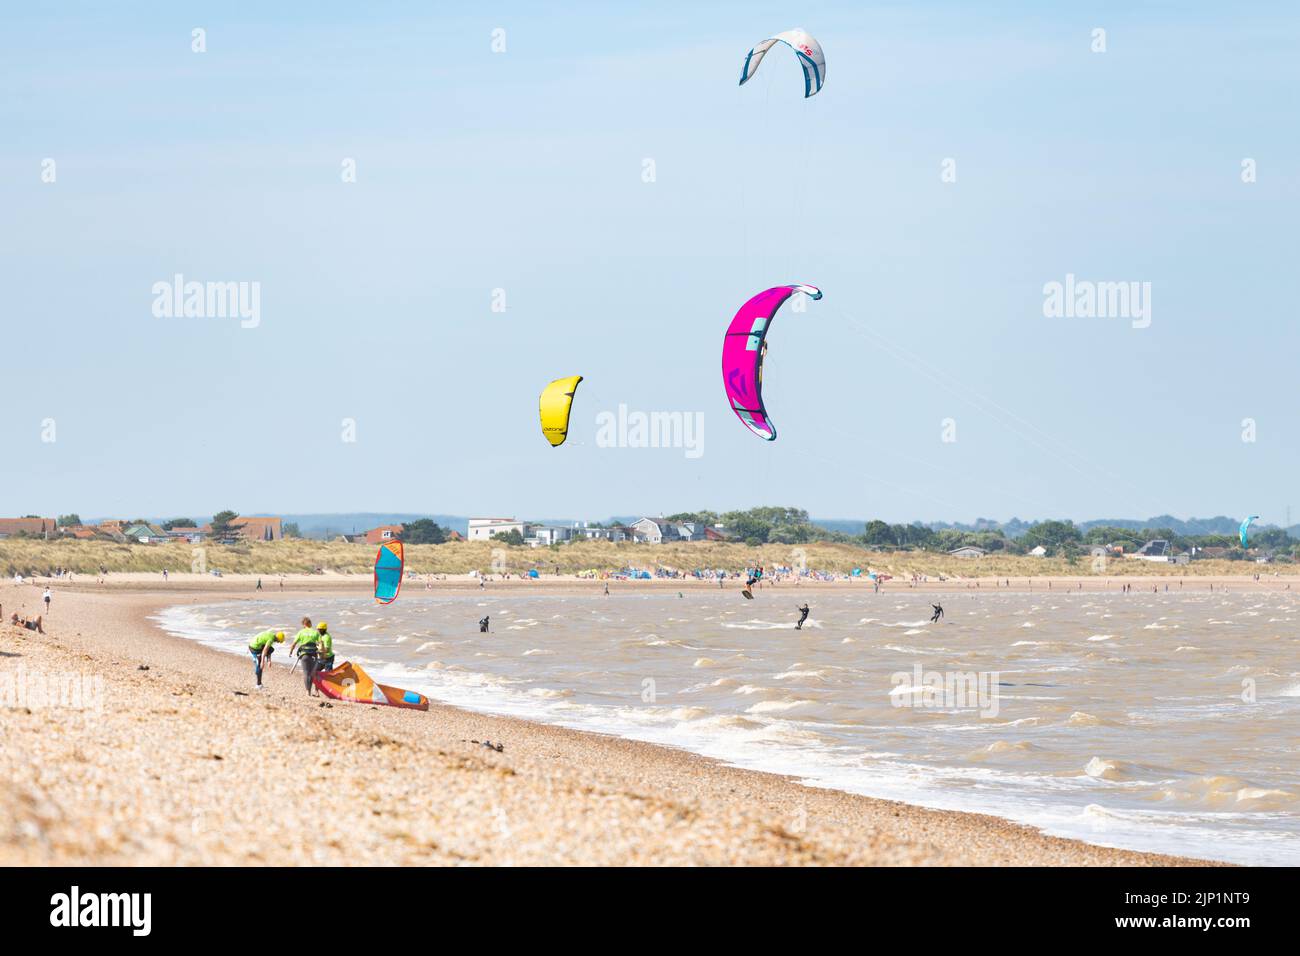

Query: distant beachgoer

[43,588,51,613]
[930,603,944,623]
[604,582,609,596]
[248,629,284,689]
[479,616,490,633]
[795,603,810,630]
[256,578,263,591]
[162,569,168,581]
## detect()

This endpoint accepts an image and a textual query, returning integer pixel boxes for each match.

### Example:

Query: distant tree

[721,512,769,546]
[57,513,82,527]
[402,519,446,544]
[490,529,525,546]
[667,510,720,528]
[282,522,302,538]
[210,510,240,535]
[1020,520,1082,556]
[862,520,895,548]
[161,518,194,530]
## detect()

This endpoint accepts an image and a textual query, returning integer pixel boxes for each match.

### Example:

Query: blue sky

[2,2,1297,525]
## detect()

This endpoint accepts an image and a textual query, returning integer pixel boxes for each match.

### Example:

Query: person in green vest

[315,621,335,675]
[248,629,285,689]
[291,617,321,695]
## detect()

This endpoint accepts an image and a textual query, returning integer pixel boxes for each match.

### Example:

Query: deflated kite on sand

[313,660,429,711]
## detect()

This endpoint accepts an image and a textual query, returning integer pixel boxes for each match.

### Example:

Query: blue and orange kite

[374,540,404,604]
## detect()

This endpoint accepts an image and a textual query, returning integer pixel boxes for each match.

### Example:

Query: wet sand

[0,577,1222,866]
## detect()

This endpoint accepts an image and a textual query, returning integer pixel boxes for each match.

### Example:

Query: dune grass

[0,537,1288,579]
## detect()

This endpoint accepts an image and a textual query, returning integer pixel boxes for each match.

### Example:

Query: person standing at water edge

[248,629,284,689]
[292,617,322,695]
[795,603,810,630]
[316,621,335,673]
[43,588,51,613]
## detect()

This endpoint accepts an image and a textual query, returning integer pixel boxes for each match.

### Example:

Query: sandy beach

[0,575,1225,867]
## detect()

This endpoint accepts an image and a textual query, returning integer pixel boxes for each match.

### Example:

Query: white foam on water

[152,591,1300,865]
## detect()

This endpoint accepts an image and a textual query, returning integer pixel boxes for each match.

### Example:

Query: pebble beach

[0,576,1218,866]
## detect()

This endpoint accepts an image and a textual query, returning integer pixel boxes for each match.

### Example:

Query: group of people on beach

[3,587,51,633]
[247,616,335,693]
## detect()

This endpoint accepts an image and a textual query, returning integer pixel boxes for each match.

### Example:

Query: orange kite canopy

[313,660,429,711]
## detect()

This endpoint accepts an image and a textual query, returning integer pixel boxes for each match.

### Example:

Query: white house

[631,517,712,543]
[629,517,669,543]
[1131,539,1171,562]
[1029,545,1048,557]
[468,518,529,541]
[947,546,986,559]
[529,526,574,547]
[579,525,628,542]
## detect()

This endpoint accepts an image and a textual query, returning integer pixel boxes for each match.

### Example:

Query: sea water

[154,587,1300,864]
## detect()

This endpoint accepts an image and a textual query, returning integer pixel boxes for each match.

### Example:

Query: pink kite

[721,284,821,441]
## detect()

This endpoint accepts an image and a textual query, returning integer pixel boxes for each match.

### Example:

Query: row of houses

[466,517,730,548]
[0,516,283,544]
[947,539,1204,564]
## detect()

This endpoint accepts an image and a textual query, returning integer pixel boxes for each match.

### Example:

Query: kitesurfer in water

[248,629,284,689]
[479,616,490,633]
[930,603,944,623]
[795,603,810,630]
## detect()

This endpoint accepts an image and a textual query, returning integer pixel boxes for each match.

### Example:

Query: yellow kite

[539,375,583,446]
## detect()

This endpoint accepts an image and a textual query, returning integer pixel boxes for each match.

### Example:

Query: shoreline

[0,578,1224,866]
[12,568,1295,598]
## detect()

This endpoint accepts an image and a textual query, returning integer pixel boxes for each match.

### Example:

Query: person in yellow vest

[315,621,335,675]
[248,629,285,690]
[291,617,322,695]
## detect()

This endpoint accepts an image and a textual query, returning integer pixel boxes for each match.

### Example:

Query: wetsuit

[479,616,490,633]
[796,605,810,630]
[292,627,321,694]
[930,604,944,623]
